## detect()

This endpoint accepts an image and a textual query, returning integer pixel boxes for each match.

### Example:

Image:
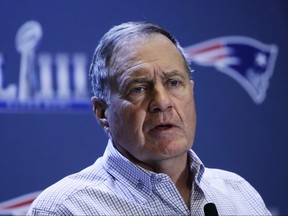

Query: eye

[126,86,146,101]
[131,86,144,94]
[169,80,180,87]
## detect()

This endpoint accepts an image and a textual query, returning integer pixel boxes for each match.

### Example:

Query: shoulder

[27,157,109,215]
[201,167,270,215]
[201,167,264,201]
[202,167,256,192]
[203,167,245,181]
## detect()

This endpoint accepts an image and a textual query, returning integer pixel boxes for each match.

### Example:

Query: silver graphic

[16,20,42,101]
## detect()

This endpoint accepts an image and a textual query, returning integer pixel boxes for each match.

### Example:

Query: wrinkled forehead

[108,33,155,71]
[108,33,185,78]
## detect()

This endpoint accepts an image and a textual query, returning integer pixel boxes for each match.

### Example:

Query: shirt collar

[102,139,153,199]
[187,149,205,184]
[102,139,205,199]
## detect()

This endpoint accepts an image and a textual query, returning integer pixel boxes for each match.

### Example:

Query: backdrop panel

[0,0,287,215]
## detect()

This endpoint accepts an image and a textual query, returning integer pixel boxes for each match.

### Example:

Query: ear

[91,96,109,129]
[190,80,194,89]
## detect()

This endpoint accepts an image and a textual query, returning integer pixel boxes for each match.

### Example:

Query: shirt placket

[151,174,190,215]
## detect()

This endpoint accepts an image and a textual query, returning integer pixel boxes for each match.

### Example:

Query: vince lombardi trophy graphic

[16,21,42,101]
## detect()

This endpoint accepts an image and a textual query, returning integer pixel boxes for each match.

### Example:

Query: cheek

[182,96,196,128]
[108,101,146,137]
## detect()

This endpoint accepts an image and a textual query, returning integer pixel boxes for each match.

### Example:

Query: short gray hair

[89,21,191,103]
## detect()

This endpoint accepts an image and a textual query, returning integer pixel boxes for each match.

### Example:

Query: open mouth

[154,124,173,130]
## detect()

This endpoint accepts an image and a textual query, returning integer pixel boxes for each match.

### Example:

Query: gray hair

[89,21,191,103]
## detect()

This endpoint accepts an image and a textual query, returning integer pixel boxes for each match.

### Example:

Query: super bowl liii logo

[0,21,278,112]
[0,21,89,111]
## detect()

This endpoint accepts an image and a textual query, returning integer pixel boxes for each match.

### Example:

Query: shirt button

[136,180,144,190]
[156,177,162,183]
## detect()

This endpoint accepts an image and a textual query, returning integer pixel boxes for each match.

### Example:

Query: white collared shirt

[27,139,270,215]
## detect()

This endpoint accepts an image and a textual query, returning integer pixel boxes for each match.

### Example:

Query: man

[27,22,270,215]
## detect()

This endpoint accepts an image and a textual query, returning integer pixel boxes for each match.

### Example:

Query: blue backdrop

[0,0,287,215]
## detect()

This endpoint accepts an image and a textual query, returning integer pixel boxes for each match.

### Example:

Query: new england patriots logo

[184,36,278,104]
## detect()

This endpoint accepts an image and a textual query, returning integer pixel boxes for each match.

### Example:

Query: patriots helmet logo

[184,36,278,104]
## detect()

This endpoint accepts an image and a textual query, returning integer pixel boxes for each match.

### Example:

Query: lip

[148,121,179,132]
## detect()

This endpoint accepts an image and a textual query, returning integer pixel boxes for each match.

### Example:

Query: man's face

[104,34,196,168]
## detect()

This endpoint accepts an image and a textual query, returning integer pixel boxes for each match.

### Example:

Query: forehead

[109,34,187,79]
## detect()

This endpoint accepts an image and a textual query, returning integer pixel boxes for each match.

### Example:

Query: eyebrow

[119,70,188,91]
[162,70,187,80]
[120,76,150,91]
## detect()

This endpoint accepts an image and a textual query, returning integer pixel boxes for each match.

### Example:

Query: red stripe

[186,43,223,56]
[211,54,226,61]
[4,198,34,210]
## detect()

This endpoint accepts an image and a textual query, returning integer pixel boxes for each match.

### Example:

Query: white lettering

[73,53,88,99]
[55,54,70,99]
[0,53,17,99]
[38,53,54,99]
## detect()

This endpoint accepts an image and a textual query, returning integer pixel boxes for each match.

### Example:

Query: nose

[149,86,173,113]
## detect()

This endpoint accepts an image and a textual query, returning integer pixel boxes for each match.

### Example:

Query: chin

[154,142,190,158]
